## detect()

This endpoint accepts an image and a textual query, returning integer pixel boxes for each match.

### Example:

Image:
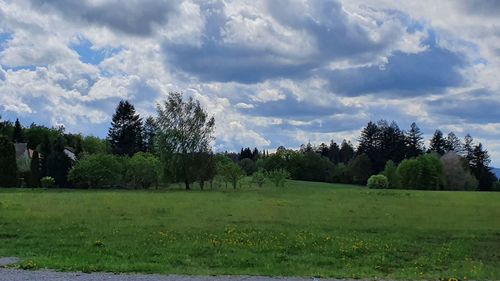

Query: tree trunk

[200,180,204,190]
[185,180,190,190]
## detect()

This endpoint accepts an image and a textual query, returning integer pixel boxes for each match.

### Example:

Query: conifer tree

[429,130,446,155]
[107,100,144,156]
[30,150,41,187]
[13,118,24,143]
[406,122,424,158]
[0,135,18,187]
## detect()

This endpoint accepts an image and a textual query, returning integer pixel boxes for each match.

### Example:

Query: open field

[0,181,499,280]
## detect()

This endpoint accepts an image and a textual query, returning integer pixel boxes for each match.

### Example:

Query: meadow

[0,181,499,279]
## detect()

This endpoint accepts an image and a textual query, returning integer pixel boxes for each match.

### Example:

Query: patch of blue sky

[0,32,13,52]
[71,38,122,65]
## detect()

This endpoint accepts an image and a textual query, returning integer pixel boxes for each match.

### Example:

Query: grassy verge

[0,181,499,279]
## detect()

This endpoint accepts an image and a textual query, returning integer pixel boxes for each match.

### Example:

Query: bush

[125,152,161,189]
[348,154,373,185]
[40,176,55,188]
[251,169,266,187]
[239,158,257,176]
[267,169,290,188]
[216,157,244,189]
[68,154,125,188]
[382,160,399,188]
[367,174,389,189]
[396,154,443,190]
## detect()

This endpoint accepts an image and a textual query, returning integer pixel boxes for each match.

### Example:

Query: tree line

[0,93,498,191]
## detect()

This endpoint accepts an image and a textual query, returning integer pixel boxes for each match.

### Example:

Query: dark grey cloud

[163,0,392,84]
[28,0,177,36]
[426,89,500,123]
[457,0,500,16]
[325,42,465,97]
[238,91,355,120]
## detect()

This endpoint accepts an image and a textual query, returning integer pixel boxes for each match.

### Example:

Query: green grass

[0,181,499,279]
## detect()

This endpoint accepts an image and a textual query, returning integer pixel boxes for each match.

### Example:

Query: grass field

[0,181,499,279]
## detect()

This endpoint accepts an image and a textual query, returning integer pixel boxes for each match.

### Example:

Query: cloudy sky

[0,0,499,165]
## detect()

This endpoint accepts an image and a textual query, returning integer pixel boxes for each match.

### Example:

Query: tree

[12,118,24,143]
[396,154,443,190]
[444,132,462,154]
[252,169,266,187]
[155,92,215,190]
[82,135,110,155]
[440,152,477,190]
[107,100,144,156]
[143,116,157,154]
[463,134,474,166]
[328,140,340,164]
[46,136,72,187]
[348,153,373,185]
[406,122,424,158]
[382,160,399,189]
[396,159,420,189]
[0,135,18,187]
[416,153,443,190]
[68,154,125,188]
[195,151,217,190]
[267,169,290,188]
[217,159,244,189]
[470,143,495,190]
[30,150,41,187]
[429,130,446,155]
[39,133,52,177]
[126,152,161,189]
[339,140,354,164]
[239,158,257,176]
[357,121,379,157]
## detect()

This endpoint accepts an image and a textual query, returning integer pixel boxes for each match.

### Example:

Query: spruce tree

[470,143,495,190]
[107,100,144,156]
[46,136,72,187]
[406,122,424,158]
[13,118,24,143]
[0,135,18,187]
[30,150,41,187]
[444,132,462,154]
[429,130,446,155]
[463,134,474,165]
[339,140,354,164]
[40,134,52,177]
[143,116,157,154]
[328,141,340,164]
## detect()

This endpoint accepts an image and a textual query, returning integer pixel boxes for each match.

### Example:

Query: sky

[0,0,499,165]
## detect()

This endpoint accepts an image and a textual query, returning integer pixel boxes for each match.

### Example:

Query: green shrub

[367,174,389,189]
[68,154,125,188]
[251,169,266,187]
[382,160,399,188]
[267,169,290,188]
[125,152,161,189]
[40,176,55,188]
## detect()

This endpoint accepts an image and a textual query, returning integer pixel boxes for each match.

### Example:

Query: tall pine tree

[143,116,157,154]
[30,150,41,187]
[470,143,495,190]
[429,130,446,155]
[108,100,144,156]
[13,118,24,143]
[406,122,424,158]
[0,135,18,187]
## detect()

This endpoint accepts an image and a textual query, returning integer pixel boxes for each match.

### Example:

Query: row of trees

[1,92,498,191]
